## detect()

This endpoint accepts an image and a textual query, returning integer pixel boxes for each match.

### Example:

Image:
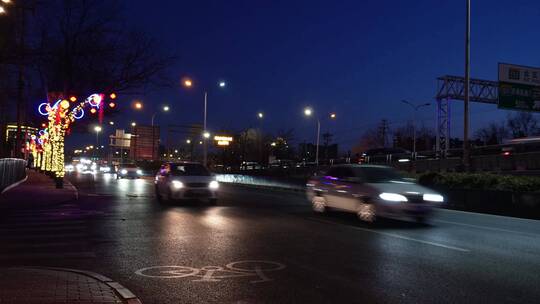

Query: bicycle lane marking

[135,260,286,284]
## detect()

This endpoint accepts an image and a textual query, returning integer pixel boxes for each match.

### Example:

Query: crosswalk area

[0,206,96,260]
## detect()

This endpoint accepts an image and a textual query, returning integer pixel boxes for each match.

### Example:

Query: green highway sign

[498,63,540,112]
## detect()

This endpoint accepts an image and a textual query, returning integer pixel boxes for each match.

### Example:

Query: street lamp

[131,122,136,127]
[94,126,102,159]
[401,100,431,157]
[257,112,264,119]
[109,121,114,126]
[134,101,143,110]
[303,107,320,166]
[182,77,226,166]
[151,105,170,126]
[303,108,336,166]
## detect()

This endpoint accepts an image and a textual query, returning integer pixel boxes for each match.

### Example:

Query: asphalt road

[1,172,540,303]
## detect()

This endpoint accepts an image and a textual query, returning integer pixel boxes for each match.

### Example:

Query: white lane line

[433,219,539,237]
[308,217,470,252]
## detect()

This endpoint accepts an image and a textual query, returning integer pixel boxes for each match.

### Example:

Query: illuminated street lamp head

[203,131,211,139]
[163,105,170,112]
[186,139,191,144]
[304,107,313,117]
[94,126,102,133]
[131,122,136,127]
[330,113,337,119]
[257,112,264,119]
[109,121,114,125]
[134,101,143,110]
[183,79,193,87]
[218,81,226,88]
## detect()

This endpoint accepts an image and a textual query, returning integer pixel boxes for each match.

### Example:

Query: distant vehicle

[269,159,294,169]
[99,164,114,173]
[360,148,412,163]
[240,161,262,170]
[306,164,444,223]
[154,162,219,203]
[117,163,143,179]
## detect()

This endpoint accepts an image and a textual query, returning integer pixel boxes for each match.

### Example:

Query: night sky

[68,0,540,151]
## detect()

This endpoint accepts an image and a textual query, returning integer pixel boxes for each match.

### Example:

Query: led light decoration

[35,92,110,179]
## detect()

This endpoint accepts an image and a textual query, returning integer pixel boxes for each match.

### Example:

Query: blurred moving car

[117,163,143,179]
[154,162,219,203]
[306,164,444,223]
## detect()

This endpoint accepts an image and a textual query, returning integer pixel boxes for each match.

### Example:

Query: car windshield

[171,164,210,176]
[355,167,407,183]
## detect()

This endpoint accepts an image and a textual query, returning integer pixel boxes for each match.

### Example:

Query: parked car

[306,164,444,223]
[116,163,143,179]
[154,162,219,203]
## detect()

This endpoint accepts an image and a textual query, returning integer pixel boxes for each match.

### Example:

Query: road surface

[1,172,539,303]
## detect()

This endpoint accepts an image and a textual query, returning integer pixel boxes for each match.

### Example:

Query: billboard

[498,63,540,112]
[130,125,160,161]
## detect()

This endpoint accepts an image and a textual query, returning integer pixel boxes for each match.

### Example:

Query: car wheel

[155,186,163,202]
[415,216,427,224]
[165,188,173,202]
[357,202,376,223]
[312,196,327,213]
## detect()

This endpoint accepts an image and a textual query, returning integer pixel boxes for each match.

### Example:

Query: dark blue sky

[70,0,540,150]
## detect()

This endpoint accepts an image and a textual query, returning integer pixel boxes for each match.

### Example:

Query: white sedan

[306,165,444,223]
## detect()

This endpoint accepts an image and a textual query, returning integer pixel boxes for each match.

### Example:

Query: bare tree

[475,121,508,145]
[34,0,174,95]
[506,112,539,138]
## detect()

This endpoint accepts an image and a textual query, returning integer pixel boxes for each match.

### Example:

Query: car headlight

[137,169,143,175]
[209,181,219,190]
[120,169,127,174]
[423,194,444,202]
[171,180,184,189]
[379,192,408,202]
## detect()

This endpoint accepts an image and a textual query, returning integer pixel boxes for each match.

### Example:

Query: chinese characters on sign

[498,63,540,112]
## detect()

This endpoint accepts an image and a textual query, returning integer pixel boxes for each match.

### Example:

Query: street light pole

[463,0,471,170]
[401,100,430,157]
[315,118,320,166]
[203,91,208,166]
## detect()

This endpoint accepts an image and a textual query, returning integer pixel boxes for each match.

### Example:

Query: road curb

[0,175,28,194]
[64,178,79,201]
[27,267,142,304]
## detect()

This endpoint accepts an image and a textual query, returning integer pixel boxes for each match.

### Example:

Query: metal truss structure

[435,75,499,156]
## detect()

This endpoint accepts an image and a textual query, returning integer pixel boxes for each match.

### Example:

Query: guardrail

[0,158,27,193]
[216,174,304,191]
[390,152,540,173]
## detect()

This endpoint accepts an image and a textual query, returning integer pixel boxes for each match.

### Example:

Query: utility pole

[15,4,27,158]
[379,119,389,147]
[463,0,471,170]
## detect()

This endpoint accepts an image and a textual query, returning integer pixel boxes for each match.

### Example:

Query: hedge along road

[3,172,539,304]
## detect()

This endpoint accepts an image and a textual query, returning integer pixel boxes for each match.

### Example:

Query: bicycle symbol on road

[135,260,286,284]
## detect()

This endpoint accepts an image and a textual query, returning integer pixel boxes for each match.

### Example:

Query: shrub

[418,172,540,193]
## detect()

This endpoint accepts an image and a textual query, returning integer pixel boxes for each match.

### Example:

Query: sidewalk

[0,267,140,304]
[0,170,78,208]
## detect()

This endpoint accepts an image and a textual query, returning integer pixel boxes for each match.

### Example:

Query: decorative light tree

[37,93,105,187]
